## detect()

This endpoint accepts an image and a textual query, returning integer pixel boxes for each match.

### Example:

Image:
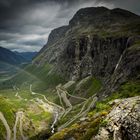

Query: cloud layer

[0,0,139,52]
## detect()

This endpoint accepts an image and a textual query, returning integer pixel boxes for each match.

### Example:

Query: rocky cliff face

[60,36,128,81]
[110,36,140,90]
[34,7,140,90]
[93,96,140,140]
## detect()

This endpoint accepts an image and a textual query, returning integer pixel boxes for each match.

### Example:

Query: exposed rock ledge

[93,96,140,140]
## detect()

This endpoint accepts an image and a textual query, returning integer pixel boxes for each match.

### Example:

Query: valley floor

[0,78,139,140]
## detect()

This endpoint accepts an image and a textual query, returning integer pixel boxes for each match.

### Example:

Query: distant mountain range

[0,46,37,65]
[0,46,25,65]
[14,51,38,62]
[0,46,37,80]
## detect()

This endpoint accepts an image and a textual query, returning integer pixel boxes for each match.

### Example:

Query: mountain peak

[69,7,140,26]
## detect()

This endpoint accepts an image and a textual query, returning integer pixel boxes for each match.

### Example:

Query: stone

[93,96,140,140]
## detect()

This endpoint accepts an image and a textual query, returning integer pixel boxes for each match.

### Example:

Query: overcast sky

[0,0,139,52]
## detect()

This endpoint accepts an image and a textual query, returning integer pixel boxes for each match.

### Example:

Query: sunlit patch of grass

[28,111,52,126]
[107,80,140,101]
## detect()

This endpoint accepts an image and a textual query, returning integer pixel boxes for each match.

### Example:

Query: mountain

[32,7,140,139]
[0,47,37,81]
[14,51,37,62]
[0,47,26,65]
[0,7,140,140]
[0,47,25,80]
[34,7,140,91]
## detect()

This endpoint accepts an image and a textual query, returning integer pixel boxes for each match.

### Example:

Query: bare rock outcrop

[93,96,140,140]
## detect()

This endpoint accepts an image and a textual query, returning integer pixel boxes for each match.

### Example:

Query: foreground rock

[93,96,140,140]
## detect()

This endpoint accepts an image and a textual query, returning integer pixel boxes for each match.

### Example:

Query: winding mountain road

[30,84,64,111]
[19,112,27,140]
[13,112,19,140]
[59,96,98,130]
[56,84,73,118]
[13,111,27,140]
[56,84,88,118]
[0,112,11,140]
[30,84,66,133]
[30,83,96,132]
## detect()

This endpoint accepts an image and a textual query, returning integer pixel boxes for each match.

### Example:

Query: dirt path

[29,84,66,133]
[66,92,87,100]
[13,85,23,100]
[33,98,54,113]
[13,112,20,140]
[59,96,98,130]
[57,89,64,108]
[56,84,88,118]
[19,112,27,140]
[56,85,73,118]
[56,86,72,108]
[61,84,87,101]
[30,85,36,95]
[13,111,28,140]
[29,83,96,132]
[30,84,64,111]
[31,98,60,133]
[0,112,11,140]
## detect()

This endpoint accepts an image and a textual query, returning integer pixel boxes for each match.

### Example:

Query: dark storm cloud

[0,0,139,52]
[100,0,140,14]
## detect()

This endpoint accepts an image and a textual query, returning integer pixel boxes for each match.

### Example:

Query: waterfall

[51,111,59,133]
[114,54,123,72]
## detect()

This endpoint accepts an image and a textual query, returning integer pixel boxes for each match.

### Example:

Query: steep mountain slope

[31,7,140,139]
[5,7,139,104]
[34,7,140,92]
